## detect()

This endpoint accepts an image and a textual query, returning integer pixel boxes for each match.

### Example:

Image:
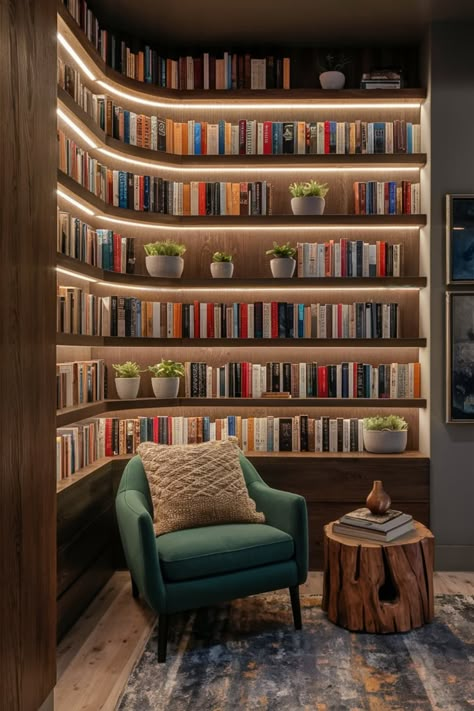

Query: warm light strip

[97,147,420,174]
[57,267,98,282]
[57,33,96,81]
[96,80,422,111]
[56,189,95,215]
[57,108,98,148]
[96,281,422,293]
[96,215,421,232]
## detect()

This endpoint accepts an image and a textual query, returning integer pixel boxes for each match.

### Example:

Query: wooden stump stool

[322,521,434,633]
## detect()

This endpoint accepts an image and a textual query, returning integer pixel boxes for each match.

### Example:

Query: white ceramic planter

[363,429,408,454]
[270,257,296,278]
[319,71,346,90]
[151,377,180,398]
[291,196,325,216]
[210,262,234,278]
[145,255,184,278]
[115,377,140,400]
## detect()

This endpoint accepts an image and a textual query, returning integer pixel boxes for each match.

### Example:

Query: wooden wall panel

[0,1,57,709]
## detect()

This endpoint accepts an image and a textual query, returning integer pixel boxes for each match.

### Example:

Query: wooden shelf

[56,449,428,493]
[58,172,427,227]
[56,396,427,426]
[58,88,427,168]
[56,334,426,348]
[57,253,428,289]
[57,6,426,107]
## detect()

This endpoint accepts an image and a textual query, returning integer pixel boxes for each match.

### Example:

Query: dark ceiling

[91,0,474,45]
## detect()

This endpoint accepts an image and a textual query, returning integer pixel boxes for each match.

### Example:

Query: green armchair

[115,452,308,662]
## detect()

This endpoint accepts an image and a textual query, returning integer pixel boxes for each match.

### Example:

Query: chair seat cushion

[156,523,294,582]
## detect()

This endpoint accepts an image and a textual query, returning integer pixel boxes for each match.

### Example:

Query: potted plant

[363,415,408,454]
[266,241,297,278]
[148,359,185,398]
[144,240,186,278]
[112,361,143,400]
[210,251,234,278]
[289,180,329,216]
[318,53,351,90]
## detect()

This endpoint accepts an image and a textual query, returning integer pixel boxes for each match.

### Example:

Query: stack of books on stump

[333,507,414,542]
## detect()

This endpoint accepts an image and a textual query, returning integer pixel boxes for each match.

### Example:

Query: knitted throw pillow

[137,438,265,536]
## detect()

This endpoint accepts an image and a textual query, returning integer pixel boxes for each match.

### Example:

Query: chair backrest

[118,450,266,517]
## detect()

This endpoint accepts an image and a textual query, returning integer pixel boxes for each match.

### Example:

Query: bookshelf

[55,1,430,635]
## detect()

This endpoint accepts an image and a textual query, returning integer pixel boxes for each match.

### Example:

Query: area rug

[117,593,474,710]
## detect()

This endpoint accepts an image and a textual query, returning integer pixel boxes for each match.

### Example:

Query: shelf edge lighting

[95,281,422,293]
[56,189,95,215]
[56,267,98,282]
[57,33,96,81]
[57,108,97,148]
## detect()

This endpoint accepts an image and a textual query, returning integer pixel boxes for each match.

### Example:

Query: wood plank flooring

[55,571,474,711]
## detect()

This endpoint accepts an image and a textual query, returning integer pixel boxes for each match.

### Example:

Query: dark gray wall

[429,23,474,570]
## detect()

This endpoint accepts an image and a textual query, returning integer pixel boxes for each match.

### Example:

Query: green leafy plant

[289,180,329,198]
[318,53,351,74]
[363,415,408,432]
[144,240,186,257]
[112,361,143,378]
[266,241,296,259]
[212,251,233,263]
[148,359,185,378]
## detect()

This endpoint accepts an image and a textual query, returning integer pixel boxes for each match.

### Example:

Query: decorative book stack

[333,507,414,542]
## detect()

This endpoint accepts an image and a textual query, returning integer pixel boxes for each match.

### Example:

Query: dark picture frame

[446,194,474,284]
[446,291,474,423]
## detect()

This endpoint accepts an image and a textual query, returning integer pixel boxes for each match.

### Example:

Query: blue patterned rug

[117,593,473,710]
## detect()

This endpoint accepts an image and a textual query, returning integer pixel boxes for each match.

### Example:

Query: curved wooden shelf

[57,172,427,227]
[58,5,426,107]
[58,88,428,169]
[56,253,428,289]
[56,396,427,426]
[56,334,426,348]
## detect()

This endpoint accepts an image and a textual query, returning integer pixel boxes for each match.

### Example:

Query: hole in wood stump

[378,549,399,604]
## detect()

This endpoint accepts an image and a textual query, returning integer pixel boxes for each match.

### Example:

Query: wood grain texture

[0,1,57,709]
[322,521,434,632]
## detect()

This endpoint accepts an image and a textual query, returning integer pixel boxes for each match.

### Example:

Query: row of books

[353,181,420,215]
[57,210,136,272]
[57,289,401,339]
[62,2,290,89]
[334,508,414,541]
[58,134,273,214]
[184,361,421,399]
[56,414,367,479]
[57,359,105,410]
[296,239,403,278]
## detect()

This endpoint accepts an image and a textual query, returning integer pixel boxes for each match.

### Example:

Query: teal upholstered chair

[116,452,308,662]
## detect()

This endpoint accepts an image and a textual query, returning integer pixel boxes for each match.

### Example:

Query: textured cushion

[137,439,265,536]
[156,523,294,582]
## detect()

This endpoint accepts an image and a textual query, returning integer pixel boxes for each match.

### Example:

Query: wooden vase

[366,480,391,514]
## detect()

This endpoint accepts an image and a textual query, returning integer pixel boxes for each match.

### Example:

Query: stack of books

[333,507,414,542]
[360,70,403,90]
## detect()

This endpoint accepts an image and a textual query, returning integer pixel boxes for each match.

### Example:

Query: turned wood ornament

[366,480,391,514]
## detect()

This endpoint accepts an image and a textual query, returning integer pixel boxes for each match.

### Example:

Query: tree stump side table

[322,521,435,633]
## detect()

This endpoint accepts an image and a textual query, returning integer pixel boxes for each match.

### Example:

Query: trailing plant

[266,241,296,259]
[144,240,186,257]
[289,180,329,198]
[112,361,143,378]
[212,251,233,263]
[363,415,408,432]
[318,53,351,74]
[148,359,185,378]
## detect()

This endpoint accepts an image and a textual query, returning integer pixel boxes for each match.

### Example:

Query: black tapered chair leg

[157,614,169,663]
[289,585,302,630]
[131,575,139,599]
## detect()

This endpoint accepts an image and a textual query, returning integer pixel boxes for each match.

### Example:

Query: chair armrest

[248,481,308,584]
[116,489,167,613]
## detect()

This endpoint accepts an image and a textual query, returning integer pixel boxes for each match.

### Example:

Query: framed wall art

[446,194,474,284]
[446,291,474,422]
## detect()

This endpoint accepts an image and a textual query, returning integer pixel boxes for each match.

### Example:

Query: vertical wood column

[0,1,57,709]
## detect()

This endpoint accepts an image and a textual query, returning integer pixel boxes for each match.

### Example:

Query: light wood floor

[55,571,474,711]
